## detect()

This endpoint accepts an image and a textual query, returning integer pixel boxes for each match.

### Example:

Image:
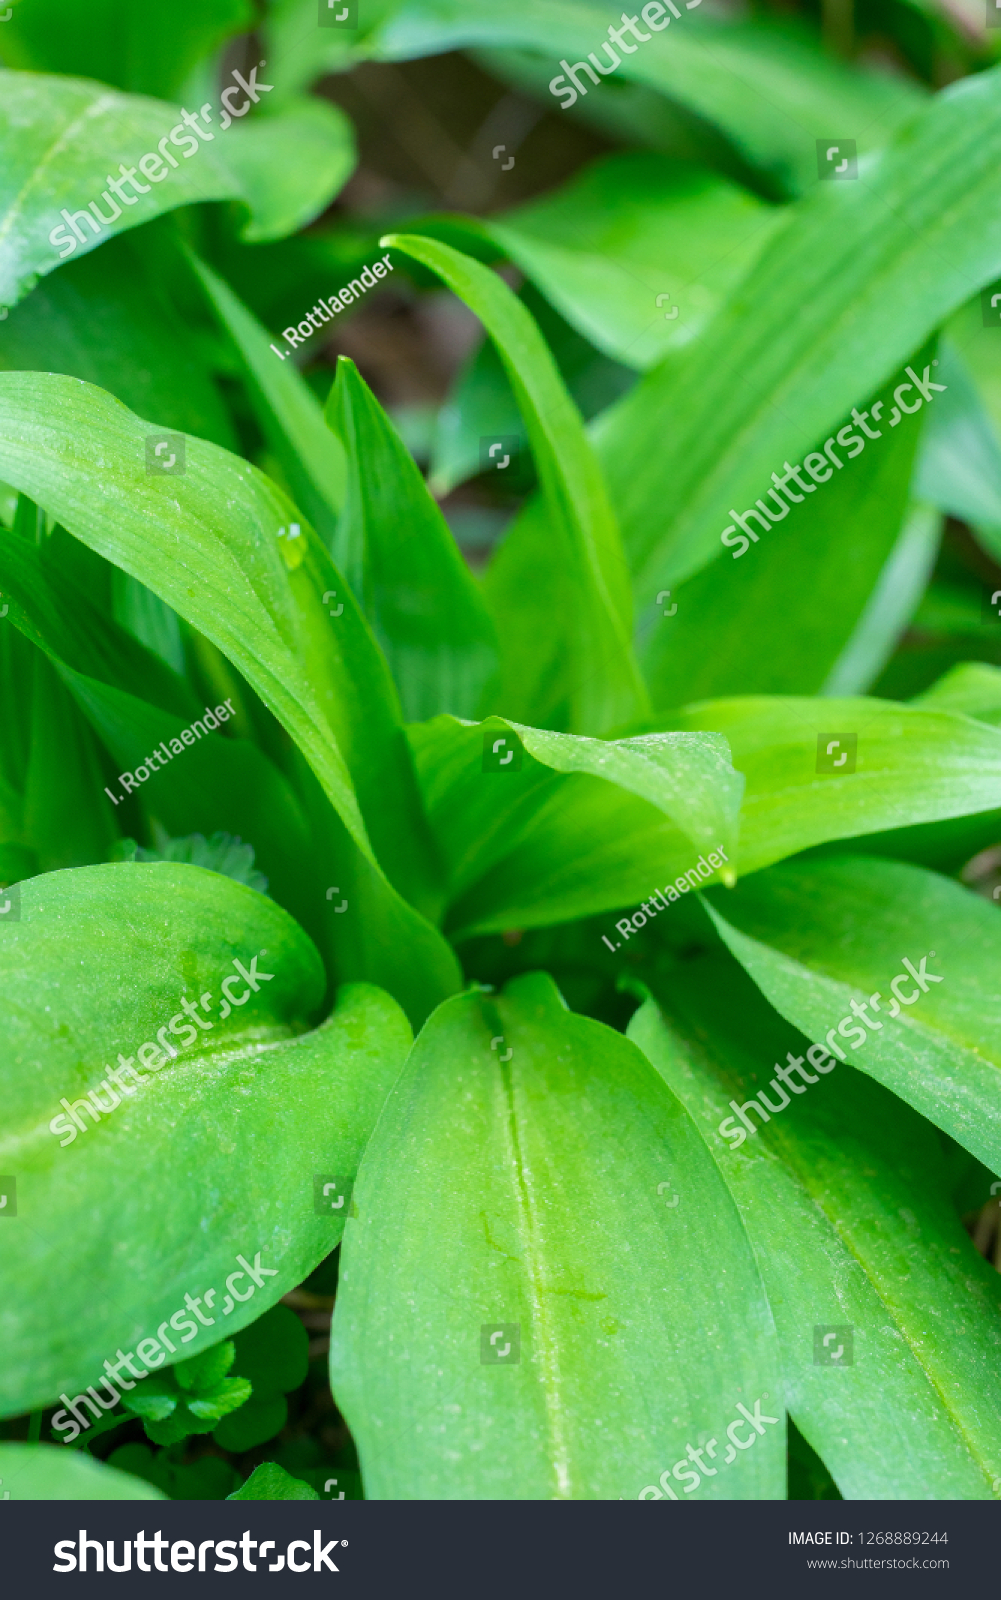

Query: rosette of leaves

[121,1342,251,1447]
[2,0,1001,1504]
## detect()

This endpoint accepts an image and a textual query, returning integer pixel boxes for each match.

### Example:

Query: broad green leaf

[326,356,499,722]
[0,1443,166,1499]
[0,73,352,310]
[0,370,460,1023]
[410,714,741,937]
[0,861,412,1415]
[594,66,1001,599]
[331,972,781,1500]
[630,957,1001,1497]
[913,661,1001,725]
[0,233,237,449]
[186,250,345,547]
[0,0,253,99]
[228,1462,319,1500]
[672,694,1001,874]
[636,357,935,705]
[483,153,781,371]
[383,231,648,736]
[216,97,357,245]
[704,854,1001,1170]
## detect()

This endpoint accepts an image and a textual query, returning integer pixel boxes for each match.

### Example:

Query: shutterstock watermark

[48,63,274,261]
[50,1249,280,1444]
[721,362,947,559]
[638,1394,780,1498]
[53,1528,342,1573]
[717,951,943,1149]
[550,4,702,110]
[48,950,275,1147]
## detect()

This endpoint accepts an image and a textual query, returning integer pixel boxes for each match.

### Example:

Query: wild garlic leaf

[671,695,1001,874]
[0,861,411,1414]
[595,65,1001,597]
[326,356,499,722]
[483,153,782,370]
[0,371,460,1022]
[409,715,741,936]
[631,956,1001,1498]
[331,972,781,1499]
[0,1444,166,1499]
[704,855,1001,1170]
[637,359,936,706]
[0,73,353,309]
[383,231,648,737]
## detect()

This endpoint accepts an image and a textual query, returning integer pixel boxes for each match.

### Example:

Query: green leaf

[0,370,461,1023]
[913,661,1001,726]
[229,1303,309,1397]
[326,356,499,721]
[383,232,648,736]
[0,0,253,100]
[0,1443,166,1499]
[331,972,782,1499]
[635,356,936,705]
[186,250,346,546]
[213,1393,289,1451]
[410,715,742,937]
[630,957,1001,1497]
[819,505,942,700]
[0,73,352,311]
[122,1377,178,1422]
[594,66,1001,599]
[228,1461,320,1500]
[483,153,781,371]
[0,233,238,450]
[223,97,356,244]
[671,694,1001,874]
[704,854,1001,1170]
[185,1375,253,1423]
[174,1340,236,1393]
[0,860,412,1414]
